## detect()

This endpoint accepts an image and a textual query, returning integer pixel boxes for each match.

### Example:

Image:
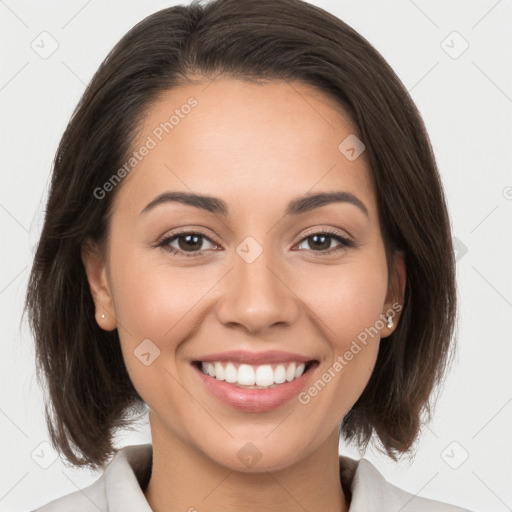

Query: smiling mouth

[192,360,318,389]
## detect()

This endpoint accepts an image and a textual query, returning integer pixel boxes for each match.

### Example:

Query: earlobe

[81,240,117,331]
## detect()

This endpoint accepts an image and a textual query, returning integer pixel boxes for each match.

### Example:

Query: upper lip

[192,350,317,365]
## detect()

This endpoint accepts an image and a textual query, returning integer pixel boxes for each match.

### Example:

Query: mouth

[189,349,320,411]
[191,359,318,390]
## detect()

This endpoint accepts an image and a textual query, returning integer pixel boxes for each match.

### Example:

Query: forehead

[113,77,376,220]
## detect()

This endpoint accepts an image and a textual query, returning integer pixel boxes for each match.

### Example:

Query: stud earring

[386,316,393,329]
[101,313,106,319]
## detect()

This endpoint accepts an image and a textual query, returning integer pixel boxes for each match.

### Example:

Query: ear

[81,239,117,331]
[381,250,406,338]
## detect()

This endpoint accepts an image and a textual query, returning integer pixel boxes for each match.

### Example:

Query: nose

[215,246,300,335]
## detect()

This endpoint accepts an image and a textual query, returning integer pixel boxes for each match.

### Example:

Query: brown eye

[174,234,204,252]
[157,232,217,257]
[297,231,354,253]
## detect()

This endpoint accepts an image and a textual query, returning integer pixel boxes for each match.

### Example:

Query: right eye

[155,231,220,257]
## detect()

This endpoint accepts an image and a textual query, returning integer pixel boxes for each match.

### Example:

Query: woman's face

[83,77,403,472]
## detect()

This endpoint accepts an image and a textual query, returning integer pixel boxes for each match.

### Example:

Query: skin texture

[82,77,405,512]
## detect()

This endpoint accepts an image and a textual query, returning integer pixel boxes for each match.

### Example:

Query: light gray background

[1,0,511,511]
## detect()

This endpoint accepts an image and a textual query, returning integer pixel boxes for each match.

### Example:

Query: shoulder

[341,455,474,512]
[30,444,153,512]
[29,476,107,512]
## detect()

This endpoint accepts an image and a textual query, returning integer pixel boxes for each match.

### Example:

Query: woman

[26,0,473,510]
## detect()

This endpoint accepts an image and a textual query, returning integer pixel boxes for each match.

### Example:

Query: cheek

[287,283,384,447]
[107,245,211,381]
[109,244,207,337]
[302,255,389,347]
[108,250,210,411]
[295,252,388,411]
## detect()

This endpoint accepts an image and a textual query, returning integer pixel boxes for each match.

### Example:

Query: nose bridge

[215,234,299,333]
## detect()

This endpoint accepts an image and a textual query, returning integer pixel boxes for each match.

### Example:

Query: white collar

[43,443,469,511]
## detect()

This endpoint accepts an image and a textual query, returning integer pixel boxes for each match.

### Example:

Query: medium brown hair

[25,0,457,469]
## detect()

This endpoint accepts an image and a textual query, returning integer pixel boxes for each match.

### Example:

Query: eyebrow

[140,190,369,217]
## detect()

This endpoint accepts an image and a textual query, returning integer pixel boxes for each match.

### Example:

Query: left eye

[296,232,352,252]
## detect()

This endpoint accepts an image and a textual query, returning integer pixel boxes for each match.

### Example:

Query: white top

[32,443,473,511]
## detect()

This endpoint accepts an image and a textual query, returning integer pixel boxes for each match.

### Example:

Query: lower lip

[192,363,317,412]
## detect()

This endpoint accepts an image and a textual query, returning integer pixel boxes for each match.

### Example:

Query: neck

[143,417,349,512]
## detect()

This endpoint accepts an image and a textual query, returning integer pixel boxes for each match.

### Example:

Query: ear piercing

[101,313,106,319]
[386,316,393,329]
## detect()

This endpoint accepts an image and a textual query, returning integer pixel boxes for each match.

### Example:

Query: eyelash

[153,228,356,258]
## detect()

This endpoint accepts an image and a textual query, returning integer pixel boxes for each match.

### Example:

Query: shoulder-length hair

[25,0,456,469]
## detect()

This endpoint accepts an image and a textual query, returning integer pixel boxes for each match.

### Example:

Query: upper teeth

[201,361,306,387]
